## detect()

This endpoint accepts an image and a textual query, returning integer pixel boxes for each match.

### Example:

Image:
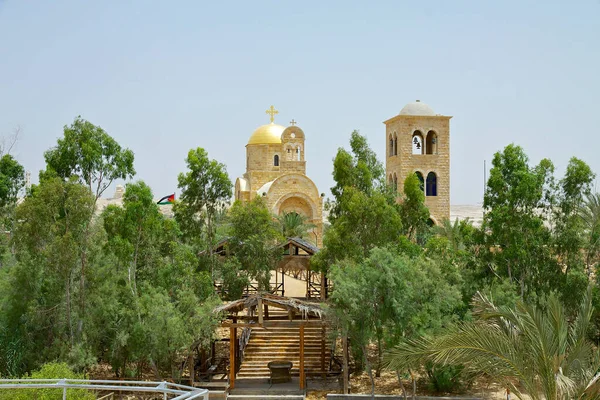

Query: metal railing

[0,379,209,399]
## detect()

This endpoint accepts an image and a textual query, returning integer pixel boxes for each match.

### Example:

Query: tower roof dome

[248,123,286,145]
[399,100,436,116]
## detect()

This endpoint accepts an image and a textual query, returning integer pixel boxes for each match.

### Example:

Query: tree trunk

[376,336,382,378]
[409,368,416,400]
[396,370,408,400]
[362,344,375,400]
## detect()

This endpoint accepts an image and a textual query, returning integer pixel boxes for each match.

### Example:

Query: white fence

[0,378,209,399]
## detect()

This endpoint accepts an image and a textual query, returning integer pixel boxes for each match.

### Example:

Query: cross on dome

[290,119,297,126]
[265,105,279,123]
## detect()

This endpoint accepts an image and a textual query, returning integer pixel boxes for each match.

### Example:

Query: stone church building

[234,106,324,245]
[385,100,451,224]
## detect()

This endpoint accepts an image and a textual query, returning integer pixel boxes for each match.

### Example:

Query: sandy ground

[306,371,509,399]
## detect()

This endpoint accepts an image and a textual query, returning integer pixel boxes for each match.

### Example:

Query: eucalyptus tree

[43,116,135,327]
[174,147,231,271]
[386,287,600,400]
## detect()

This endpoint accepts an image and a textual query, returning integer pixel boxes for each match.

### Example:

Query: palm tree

[433,218,467,252]
[579,192,600,275]
[276,211,316,239]
[386,287,600,400]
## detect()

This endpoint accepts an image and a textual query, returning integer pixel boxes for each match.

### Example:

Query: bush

[0,362,95,400]
[425,361,469,393]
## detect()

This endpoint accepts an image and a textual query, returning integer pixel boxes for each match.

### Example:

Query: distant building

[384,100,451,224]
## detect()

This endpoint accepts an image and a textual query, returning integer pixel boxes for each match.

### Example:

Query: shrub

[0,362,95,400]
[425,361,468,393]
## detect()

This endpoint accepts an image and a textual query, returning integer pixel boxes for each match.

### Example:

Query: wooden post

[300,324,305,390]
[229,327,236,389]
[320,272,326,300]
[258,297,263,325]
[343,334,349,394]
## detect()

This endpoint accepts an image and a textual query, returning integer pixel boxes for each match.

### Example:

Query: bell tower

[384,100,451,224]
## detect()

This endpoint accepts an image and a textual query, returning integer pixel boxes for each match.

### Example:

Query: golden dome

[248,123,285,145]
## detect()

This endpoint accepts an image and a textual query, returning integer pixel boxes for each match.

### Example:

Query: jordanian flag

[157,193,175,205]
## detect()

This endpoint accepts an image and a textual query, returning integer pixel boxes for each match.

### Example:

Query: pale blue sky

[1,0,599,204]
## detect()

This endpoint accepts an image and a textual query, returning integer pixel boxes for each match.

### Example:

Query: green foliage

[223,197,282,293]
[482,144,558,298]
[0,362,95,400]
[174,147,231,256]
[43,116,135,199]
[387,286,600,400]
[400,173,430,241]
[277,211,316,239]
[330,248,462,386]
[425,362,472,393]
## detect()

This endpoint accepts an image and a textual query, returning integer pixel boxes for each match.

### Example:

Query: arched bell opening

[426,172,437,196]
[388,135,394,156]
[426,131,437,155]
[412,131,424,155]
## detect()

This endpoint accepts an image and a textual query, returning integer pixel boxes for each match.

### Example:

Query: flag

[157,193,175,205]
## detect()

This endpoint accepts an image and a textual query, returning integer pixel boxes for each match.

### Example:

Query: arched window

[274,154,279,166]
[412,131,424,155]
[296,147,301,161]
[393,133,398,156]
[393,173,398,192]
[415,171,425,192]
[389,135,394,156]
[426,172,437,196]
[389,174,394,185]
[426,131,437,155]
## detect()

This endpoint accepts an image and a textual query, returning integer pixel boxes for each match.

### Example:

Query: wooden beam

[221,320,326,328]
[229,327,236,389]
[343,334,349,394]
[258,297,263,325]
[300,325,305,390]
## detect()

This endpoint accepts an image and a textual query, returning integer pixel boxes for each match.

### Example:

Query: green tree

[277,211,316,239]
[99,181,217,379]
[174,147,231,267]
[6,177,96,372]
[579,192,600,275]
[44,117,135,200]
[482,144,557,298]
[387,287,600,400]
[315,131,402,269]
[0,154,25,264]
[400,173,430,242]
[225,197,282,293]
[43,117,135,332]
[330,248,462,393]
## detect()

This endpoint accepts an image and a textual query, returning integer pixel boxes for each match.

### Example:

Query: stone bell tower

[384,100,451,224]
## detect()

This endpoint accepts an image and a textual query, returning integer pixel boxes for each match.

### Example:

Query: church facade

[384,100,451,224]
[235,106,323,245]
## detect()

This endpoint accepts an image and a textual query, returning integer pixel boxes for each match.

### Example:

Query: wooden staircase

[237,323,330,379]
